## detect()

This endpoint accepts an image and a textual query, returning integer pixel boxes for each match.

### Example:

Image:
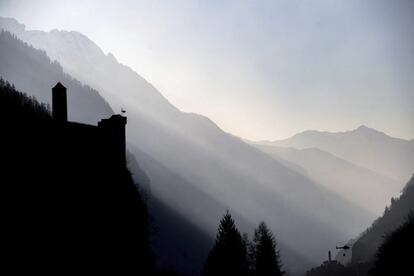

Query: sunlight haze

[1,0,413,140]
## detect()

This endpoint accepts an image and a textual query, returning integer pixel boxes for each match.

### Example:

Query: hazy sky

[1,0,413,140]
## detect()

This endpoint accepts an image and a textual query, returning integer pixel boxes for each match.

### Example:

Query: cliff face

[1,80,155,274]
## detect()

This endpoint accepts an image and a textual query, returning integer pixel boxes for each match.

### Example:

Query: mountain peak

[353,125,385,136]
[356,125,373,131]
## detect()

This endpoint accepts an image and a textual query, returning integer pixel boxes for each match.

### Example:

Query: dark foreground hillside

[370,213,414,276]
[1,80,155,274]
[352,174,414,263]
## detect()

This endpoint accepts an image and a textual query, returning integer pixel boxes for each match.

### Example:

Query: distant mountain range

[1,17,411,275]
[253,144,400,216]
[258,125,414,183]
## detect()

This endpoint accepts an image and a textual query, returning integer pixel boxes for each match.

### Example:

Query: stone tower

[52,82,67,122]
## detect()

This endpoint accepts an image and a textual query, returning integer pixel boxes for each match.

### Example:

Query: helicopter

[336,244,351,256]
[336,245,351,250]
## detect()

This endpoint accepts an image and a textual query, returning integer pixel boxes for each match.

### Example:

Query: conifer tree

[252,222,284,276]
[202,211,249,276]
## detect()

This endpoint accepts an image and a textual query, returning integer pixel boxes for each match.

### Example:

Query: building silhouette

[52,82,127,165]
[52,82,68,122]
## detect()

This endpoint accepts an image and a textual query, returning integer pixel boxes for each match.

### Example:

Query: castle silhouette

[52,82,127,165]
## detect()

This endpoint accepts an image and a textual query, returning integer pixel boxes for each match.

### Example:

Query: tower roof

[53,82,66,90]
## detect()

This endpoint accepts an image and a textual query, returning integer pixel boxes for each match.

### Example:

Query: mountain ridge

[259,125,411,145]
[256,125,414,183]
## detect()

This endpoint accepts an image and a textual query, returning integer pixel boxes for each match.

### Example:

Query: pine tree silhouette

[252,222,285,276]
[202,211,249,276]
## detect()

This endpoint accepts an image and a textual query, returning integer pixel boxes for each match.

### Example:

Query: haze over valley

[1,1,413,275]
